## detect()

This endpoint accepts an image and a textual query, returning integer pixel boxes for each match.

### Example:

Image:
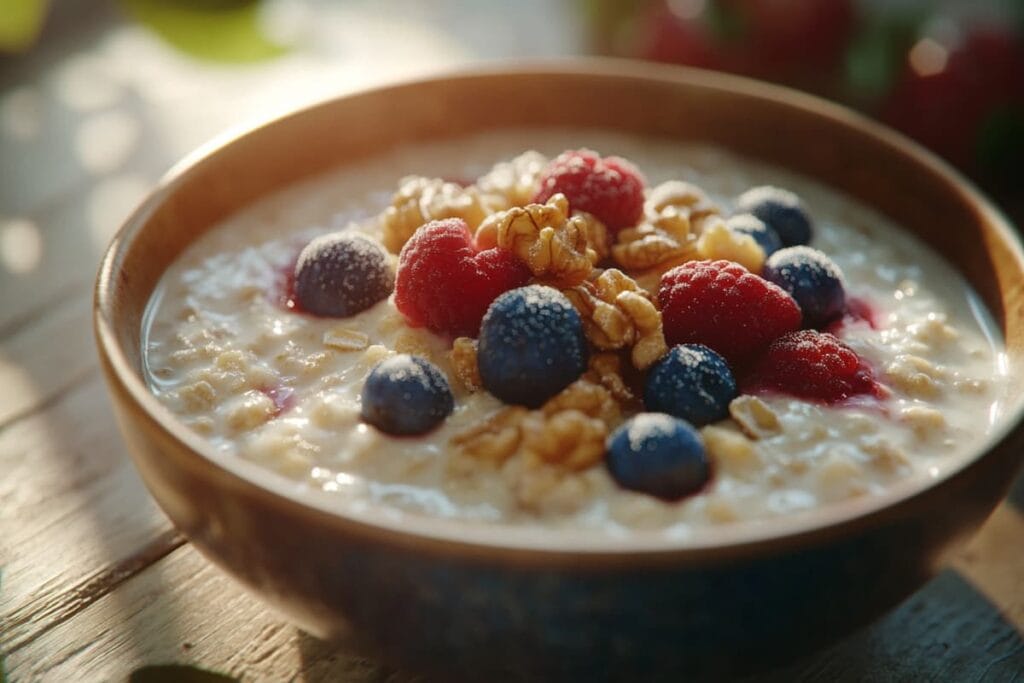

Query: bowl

[94,61,1024,680]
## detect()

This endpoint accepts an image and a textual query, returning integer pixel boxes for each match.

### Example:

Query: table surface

[1,3,1022,681]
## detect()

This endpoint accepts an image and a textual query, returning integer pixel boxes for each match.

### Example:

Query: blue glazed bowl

[95,62,1024,680]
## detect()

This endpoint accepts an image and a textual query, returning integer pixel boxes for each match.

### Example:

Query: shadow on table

[747,568,1024,683]
[1009,469,1024,512]
[292,567,1022,683]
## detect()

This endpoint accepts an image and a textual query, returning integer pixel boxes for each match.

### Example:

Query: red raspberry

[746,330,878,403]
[395,218,530,338]
[658,260,801,364]
[532,149,645,233]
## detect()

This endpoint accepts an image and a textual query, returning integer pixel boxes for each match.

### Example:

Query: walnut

[520,409,608,471]
[611,223,698,272]
[696,218,765,273]
[564,268,667,370]
[485,194,596,286]
[475,151,548,208]
[449,337,482,392]
[612,180,721,273]
[584,352,635,404]
[450,407,529,464]
[728,395,782,439]
[646,180,721,229]
[381,176,497,253]
[542,379,620,424]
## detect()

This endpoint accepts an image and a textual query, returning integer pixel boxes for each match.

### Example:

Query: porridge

[143,129,1008,532]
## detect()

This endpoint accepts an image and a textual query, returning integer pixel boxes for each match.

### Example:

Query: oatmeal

[143,129,1009,532]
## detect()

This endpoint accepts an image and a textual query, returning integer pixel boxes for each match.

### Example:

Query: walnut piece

[520,410,607,471]
[449,337,482,392]
[474,151,548,208]
[564,268,667,369]
[612,180,720,273]
[381,176,497,253]
[485,194,597,286]
[584,352,635,404]
[728,395,782,439]
[542,378,620,424]
[696,218,766,273]
[450,407,529,464]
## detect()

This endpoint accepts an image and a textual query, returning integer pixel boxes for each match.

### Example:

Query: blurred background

[1,1,1022,253]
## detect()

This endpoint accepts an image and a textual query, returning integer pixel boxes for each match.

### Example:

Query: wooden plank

[0,290,96,426]
[7,503,1022,682]
[0,376,177,653]
[2,546,413,683]
[760,503,1024,682]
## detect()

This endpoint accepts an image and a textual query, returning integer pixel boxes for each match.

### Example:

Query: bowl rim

[95,58,1024,563]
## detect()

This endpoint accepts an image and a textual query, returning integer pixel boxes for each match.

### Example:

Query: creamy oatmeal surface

[144,129,1008,532]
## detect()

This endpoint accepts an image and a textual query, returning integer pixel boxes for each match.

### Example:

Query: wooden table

[2,3,1021,681]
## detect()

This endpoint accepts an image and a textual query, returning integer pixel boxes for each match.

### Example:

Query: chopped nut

[564,268,667,369]
[728,395,782,439]
[696,218,765,273]
[542,379,620,424]
[701,424,761,478]
[521,409,608,471]
[449,337,482,392]
[611,224,699,272]
[381,176,497,253]
[487,194,596,285]
[474,151,548,208]
[585,352,636,404]
[450,407,529,464]
[323,326,370,351]
[611,181,722,273]
[578,211,612,262]
[645,180,721,229]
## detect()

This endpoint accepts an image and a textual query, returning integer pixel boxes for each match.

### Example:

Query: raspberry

[532,149,645,233]
[658,260,801,365]
[747,330,878,403]
[395,219,530,338]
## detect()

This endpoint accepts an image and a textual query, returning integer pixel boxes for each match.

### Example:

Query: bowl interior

[96,62,1024,555]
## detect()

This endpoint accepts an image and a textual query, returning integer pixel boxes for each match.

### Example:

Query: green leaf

[0,0,48,52]
[118,0,288,63]
[129,664,239,683]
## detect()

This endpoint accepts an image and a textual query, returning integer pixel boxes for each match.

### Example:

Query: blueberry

[735,186,813,247]
[763,246,846,329]
[294,232,393,317]
[727,213,783,258]
[478,285,588,407]
[644,344,737,426]
[360,354,453,435]
[606,413,710,500]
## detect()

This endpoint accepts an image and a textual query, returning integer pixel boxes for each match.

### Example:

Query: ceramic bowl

[94,61,1024,680]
